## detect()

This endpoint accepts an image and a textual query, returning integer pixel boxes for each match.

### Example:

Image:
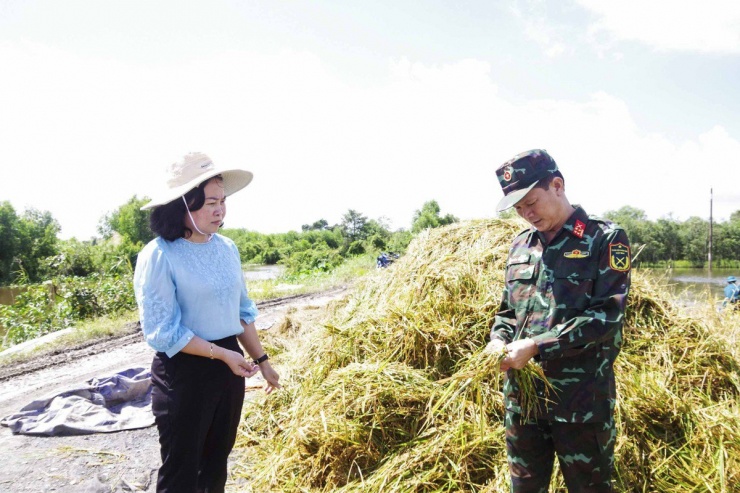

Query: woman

[134,152,280,493]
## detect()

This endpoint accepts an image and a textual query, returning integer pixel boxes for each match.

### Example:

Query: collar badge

[573,220,585,238]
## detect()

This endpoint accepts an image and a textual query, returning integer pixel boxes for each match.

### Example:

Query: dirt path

[0,287,348,493]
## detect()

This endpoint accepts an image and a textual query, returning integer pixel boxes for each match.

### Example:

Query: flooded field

[647,267,738,308]
[243,264,284,281]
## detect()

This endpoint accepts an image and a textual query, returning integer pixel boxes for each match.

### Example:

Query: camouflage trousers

[504,412,616,493]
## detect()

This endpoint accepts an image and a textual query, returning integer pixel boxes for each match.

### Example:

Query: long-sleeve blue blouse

[133,234,258,357]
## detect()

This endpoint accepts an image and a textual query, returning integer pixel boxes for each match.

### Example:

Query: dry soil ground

[0,287,348,493]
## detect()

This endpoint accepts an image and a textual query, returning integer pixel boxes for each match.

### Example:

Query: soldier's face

[514,178,567,237]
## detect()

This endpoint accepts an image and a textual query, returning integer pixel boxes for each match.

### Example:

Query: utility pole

[708,188,713,272]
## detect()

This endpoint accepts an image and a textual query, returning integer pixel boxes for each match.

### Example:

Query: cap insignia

[503,166,513,182]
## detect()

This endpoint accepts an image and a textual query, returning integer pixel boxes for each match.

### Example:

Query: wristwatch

[253,354,269,365]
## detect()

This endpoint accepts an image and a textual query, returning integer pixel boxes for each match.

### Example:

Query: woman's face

[184,178,226,239]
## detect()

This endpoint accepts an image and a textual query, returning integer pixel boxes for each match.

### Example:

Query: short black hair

[149,175,223,241]
[533,170,564,190]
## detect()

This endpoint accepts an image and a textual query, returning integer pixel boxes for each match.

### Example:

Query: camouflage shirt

[491,206,631,423]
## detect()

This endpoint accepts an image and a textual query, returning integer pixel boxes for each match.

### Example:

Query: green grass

[246,254,377,301]
[0,309,139,367]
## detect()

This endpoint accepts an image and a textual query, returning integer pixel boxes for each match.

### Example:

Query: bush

[0,274,136,348]
[282,248,344,276]
[346,241,365,256]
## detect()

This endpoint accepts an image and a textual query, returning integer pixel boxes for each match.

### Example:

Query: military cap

[495,149,559,212]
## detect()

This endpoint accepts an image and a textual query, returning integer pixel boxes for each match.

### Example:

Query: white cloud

[578,0,740,53]
[510,2,573,58]
[1,41,738,240]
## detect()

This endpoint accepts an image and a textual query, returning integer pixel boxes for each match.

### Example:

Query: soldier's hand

[484,338,507,355]
[502,339,538,370]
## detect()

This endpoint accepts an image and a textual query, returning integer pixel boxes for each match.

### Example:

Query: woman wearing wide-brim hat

[134,152,280,493]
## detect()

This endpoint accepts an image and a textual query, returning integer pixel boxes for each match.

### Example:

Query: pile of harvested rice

[235,219,740,492]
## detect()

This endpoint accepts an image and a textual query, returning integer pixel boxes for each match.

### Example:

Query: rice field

[233,218,740,492]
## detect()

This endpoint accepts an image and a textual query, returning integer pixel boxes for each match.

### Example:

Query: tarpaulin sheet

[1,367,154,436]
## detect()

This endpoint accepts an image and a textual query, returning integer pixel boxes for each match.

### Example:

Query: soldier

[486,149,631,492]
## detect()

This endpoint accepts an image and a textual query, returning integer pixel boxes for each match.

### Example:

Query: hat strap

[182,196,210,238]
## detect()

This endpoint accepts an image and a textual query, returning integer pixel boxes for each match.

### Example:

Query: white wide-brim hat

[141,152,253,210]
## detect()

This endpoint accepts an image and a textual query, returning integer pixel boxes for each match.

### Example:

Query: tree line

[0,198,459,286]
[602,206,740,267]
[2,198,737,348]
[3,198,738,287]
[0,197,458,347]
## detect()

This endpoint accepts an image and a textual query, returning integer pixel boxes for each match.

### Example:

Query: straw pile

[235,219,740,492]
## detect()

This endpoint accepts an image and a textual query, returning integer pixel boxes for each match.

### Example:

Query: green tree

[15,208,61,281]
[341,210,368,242]
[603,206,655,264]
[411,200,458,233]
[680,216,709,267]
[43,239,98,277]
[714,220,740,266]
[99,195,153,245]
[301,219,329,231]
[0,202,21,284]
[362,219,392,251]
[653,217,682,265]
[387,229,413,253]
[0,202,63,284]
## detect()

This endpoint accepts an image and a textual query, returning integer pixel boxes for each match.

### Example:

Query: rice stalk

[233,219,740,493]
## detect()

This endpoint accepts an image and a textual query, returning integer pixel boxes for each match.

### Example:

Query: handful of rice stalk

[435,347,554,421]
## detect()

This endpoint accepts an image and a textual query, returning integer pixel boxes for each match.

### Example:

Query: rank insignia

[573,220,585,238]
[564,249,590,259]
[609,243,631,272]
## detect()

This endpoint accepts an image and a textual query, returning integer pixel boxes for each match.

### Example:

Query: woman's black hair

[149,175,223,241]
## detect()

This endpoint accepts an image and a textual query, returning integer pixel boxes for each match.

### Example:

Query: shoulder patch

[609,243,631,272]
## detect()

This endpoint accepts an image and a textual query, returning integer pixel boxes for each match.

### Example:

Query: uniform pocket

[552,263,597,311]
[506,255,537,308]
[506,254,535,281]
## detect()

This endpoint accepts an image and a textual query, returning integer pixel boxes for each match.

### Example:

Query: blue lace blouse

[133,234,258,357]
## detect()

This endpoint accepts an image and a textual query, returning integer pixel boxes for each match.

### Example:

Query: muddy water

[654,267,738,303]
[243,264,284,281]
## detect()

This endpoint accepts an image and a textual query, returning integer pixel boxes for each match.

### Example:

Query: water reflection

[243,264,284,281]
[644,267,739,306]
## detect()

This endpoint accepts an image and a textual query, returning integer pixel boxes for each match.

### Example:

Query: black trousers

[151,336,245,493]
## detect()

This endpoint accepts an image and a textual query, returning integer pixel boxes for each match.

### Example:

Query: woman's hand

[257,361,281,394]
[220,349,259,378]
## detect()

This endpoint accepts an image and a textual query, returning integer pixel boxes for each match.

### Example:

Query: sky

[1,0,739,240]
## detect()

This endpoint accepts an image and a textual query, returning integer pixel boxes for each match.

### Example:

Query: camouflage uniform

[491,150,631,493]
